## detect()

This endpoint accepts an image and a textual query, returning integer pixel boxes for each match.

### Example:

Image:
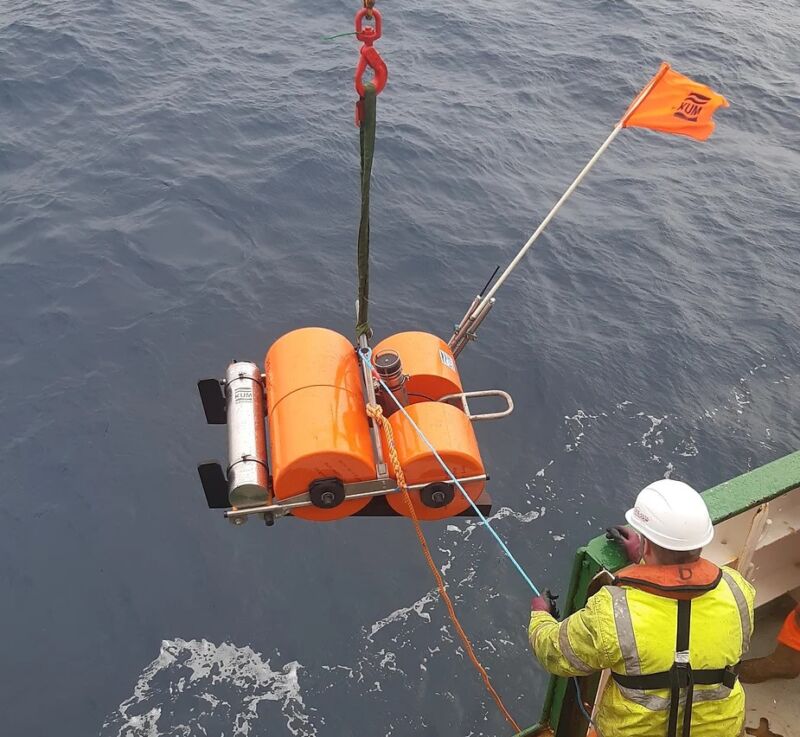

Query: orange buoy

[265,327,374,521]
[384,401,485,520]
[373,331,462,404]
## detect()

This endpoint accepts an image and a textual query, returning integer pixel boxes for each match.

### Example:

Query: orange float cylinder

[372,331,462,404]
[264,327,374,521]
[385,401,485,521]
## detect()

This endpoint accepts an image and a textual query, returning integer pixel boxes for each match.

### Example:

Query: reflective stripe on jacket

[528,564,754,737]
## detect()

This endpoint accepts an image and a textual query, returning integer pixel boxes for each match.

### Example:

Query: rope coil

[366,403,522,733]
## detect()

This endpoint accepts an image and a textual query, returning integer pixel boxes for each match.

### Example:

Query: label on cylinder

[234,387,253,403]
[439,349,455,370]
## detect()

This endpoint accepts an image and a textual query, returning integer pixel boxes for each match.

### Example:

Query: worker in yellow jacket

[529,479,755,737]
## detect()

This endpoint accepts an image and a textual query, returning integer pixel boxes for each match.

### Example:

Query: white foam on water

[365,589,438,641]
[320,664,354,679]
[639,413,666,446]
[439,546,453,575]
[535,460,555,477]
[489,505,543,524]
[675,434,698,457]
[375,649,402,674]
[563,409,606,452]
[102,638,316,737]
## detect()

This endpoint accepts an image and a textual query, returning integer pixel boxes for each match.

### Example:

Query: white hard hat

[625,479,714,551]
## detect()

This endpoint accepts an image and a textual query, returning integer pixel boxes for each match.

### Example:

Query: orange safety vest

[777,604,800,651]
[612,559,740,737]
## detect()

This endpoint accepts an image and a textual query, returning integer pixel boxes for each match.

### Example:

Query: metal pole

[359,333,389,478]
[448,64,668,352]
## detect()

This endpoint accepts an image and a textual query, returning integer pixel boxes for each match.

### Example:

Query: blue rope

[572,676,602,736]
[362,348,540,596]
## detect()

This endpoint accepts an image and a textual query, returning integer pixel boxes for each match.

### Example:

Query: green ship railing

[516,449,800,737]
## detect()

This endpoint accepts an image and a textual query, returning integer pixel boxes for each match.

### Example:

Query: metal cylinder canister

[374,348,408,416]
[264,327,375,521]
[225,361,270,508]
[384,401,485,520]
[372,332,462,404]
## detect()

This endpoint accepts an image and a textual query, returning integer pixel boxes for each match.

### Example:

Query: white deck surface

[743,596,800,737]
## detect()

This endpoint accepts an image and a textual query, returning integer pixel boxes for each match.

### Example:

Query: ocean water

[1,0,798,735]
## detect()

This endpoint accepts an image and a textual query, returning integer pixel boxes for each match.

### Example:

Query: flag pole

[448,124,622,355]
[448,65,669,357]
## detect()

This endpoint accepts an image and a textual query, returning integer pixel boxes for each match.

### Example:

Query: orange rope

[366,404,521,733]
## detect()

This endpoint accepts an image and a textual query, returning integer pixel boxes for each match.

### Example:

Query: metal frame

[358,337,389,479]
[199,341,513,523]
[223,474,489,520]
[440,390,514,421]
[449,295,495,358]
[515,449,800,737]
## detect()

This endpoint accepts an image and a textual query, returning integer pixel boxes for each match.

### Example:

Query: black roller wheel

[309,477,345,509]
[420,482,454,508]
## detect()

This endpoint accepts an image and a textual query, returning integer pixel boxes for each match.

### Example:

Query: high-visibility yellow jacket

[528,561,754,737]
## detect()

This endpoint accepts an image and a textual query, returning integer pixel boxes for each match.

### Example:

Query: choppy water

[1,0,798,735]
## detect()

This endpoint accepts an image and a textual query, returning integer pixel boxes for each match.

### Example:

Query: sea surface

[1,1,798,735]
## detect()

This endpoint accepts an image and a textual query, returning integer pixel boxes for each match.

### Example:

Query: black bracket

[197,378,227,425]
[197,461,230,509]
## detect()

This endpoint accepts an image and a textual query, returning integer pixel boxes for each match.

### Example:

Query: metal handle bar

[440,390,514,421]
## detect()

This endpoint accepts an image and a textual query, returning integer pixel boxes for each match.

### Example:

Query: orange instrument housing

[264,327,375,521]
[372,331,462,403]
[384,401,485,520]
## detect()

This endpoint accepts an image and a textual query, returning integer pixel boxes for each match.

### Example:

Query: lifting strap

[356,83,377,338]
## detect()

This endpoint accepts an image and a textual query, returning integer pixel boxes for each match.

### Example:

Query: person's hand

[606,525,643,563]
[531,588,560,618]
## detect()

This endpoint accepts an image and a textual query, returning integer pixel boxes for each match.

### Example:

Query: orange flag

[622,62,729,141]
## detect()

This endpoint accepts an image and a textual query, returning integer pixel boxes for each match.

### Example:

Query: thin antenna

[479,265,500,298]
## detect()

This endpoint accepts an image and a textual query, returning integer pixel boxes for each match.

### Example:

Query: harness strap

[682,661,694,737]
[668,599,692,737]
[612,664,739,690]
[667,660,681,737]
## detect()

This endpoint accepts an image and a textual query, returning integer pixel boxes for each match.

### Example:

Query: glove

[606,525,643,564]
[531,588,560,618]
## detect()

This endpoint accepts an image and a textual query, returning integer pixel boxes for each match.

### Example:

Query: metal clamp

[440,390,514,421]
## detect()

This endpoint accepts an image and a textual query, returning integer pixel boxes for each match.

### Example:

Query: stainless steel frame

[224,473,488,521]
[440,390,514,421]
